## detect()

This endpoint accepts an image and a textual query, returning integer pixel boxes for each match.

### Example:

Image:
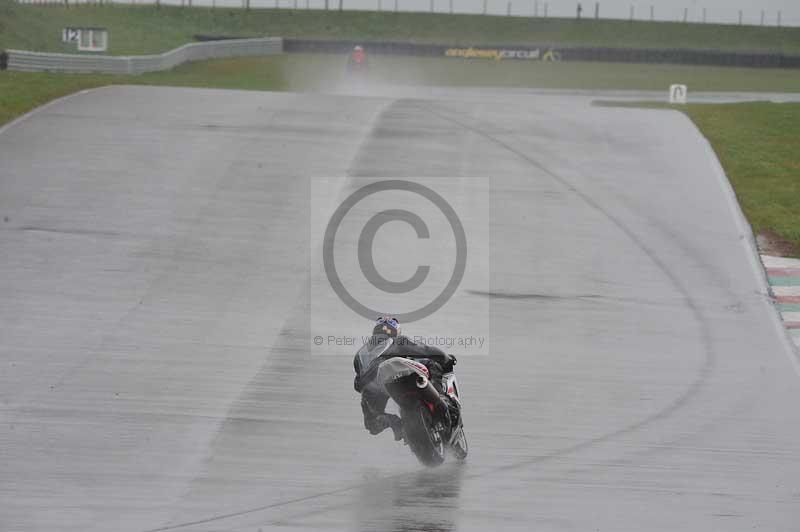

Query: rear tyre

[402,405,445,467]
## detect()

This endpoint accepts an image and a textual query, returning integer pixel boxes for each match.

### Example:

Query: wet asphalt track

[2,85,800,532]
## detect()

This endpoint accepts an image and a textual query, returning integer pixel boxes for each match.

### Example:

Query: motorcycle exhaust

[416,374,429,389]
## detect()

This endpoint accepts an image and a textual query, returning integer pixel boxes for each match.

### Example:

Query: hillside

[2,1,800,56]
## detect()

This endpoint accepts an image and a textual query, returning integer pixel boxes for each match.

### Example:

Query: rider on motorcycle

[353,316,458,441]
[346,45,368,72]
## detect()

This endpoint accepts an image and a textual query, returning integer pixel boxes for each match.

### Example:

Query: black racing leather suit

[353,334,457,436]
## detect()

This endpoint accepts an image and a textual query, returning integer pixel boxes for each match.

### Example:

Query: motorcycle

[346,46,368,75]
[356,337,468,466]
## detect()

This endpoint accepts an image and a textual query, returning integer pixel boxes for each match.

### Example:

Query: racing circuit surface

[2,85,800,531]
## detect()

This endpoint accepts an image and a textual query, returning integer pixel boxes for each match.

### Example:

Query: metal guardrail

[3,37,283,74]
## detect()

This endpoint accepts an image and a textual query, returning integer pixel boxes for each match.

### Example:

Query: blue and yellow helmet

[373,316,399,337]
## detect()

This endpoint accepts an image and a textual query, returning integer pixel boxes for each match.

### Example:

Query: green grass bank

[3,1,800,55]
[0,55,291,126]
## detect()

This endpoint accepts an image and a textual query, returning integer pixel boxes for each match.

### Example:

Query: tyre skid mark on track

[468,289,701,310]
[145,99,718,531]
[142,484,360,532]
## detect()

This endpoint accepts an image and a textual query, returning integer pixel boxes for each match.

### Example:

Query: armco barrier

[4,37,282,74]
[285,38,800,69]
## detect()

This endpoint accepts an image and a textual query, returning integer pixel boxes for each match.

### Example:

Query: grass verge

[0,71,116,126]
[3,1,800,55]
[0,55,289,126]
[687,102,800,257]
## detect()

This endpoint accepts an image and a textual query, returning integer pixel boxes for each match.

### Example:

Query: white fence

[5,37,283,74]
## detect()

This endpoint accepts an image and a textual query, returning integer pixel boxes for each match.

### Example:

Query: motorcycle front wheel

[403,404,445,467]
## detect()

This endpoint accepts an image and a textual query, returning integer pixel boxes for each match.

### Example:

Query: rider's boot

[369,413,404,441]
[383,414,404,441]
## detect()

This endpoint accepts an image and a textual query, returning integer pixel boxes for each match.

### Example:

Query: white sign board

[669,84,688,104]
[62,28,81,43]
[62,27,108,52]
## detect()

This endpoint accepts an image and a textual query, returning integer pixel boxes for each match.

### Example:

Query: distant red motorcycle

[346,45,369,74]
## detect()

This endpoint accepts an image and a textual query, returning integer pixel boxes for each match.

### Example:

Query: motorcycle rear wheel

[403,405,445,467]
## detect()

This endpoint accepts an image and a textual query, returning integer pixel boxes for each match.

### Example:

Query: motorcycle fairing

[443,372,462,407]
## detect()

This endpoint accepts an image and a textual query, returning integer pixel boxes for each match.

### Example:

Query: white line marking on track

[781,312,800,323]
[773,286,800,297]
[761,255,800,269]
